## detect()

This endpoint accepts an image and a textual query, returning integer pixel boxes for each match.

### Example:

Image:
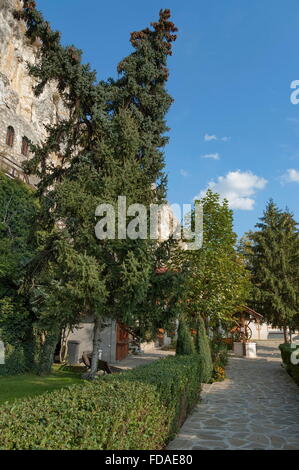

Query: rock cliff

[0,0,65,184]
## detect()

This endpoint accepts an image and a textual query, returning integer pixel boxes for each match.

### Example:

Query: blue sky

[37,0,299,236]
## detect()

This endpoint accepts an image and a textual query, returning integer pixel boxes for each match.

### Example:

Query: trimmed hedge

[113,354,202,440]
[0,354,202,450]
[279,343,299,386]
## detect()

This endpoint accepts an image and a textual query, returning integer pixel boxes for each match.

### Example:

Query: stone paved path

[110,348,174,370]
[167,340,299,450]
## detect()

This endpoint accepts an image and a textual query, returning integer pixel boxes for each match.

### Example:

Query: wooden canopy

[238,306,263,322]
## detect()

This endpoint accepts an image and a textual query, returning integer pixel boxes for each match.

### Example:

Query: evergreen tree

[16,4,178,376]
[247,200,299,342]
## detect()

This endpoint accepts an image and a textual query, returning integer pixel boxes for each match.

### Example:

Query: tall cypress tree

[176,318,195,356]
[248,200,299,342]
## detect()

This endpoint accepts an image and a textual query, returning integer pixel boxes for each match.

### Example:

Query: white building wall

[250,322,269,340]
[250,323,298,340]
[67,320,117,364]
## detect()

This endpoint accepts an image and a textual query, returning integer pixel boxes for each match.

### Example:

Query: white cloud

[282,168,299,183]
[180,169,189,177]
[287,117,299,124]
[204,133,217,142]
[201,153,220,160]
[204,133,230,142]
[195,170,267,210]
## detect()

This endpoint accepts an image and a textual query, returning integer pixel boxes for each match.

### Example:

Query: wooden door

[116,322,129,361]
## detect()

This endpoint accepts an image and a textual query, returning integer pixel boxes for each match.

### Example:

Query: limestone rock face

[0,0,66,184]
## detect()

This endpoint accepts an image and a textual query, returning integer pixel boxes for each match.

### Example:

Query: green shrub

[0,344,27,376]
[0,172,38,376]
[114,354,202,439]
[196,316,213,383]
[0,379,167,450]
[210,338,228,381]
[279,343,299,386]
[0,354,202,450]
[176,319,195,355]
[0,298,37,376]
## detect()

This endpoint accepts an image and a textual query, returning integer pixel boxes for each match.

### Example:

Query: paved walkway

[168,340,299,450]
[110,348,175,370]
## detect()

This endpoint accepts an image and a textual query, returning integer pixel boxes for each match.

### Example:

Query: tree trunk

[82,317,101,380]
[59,328,70,363]
[289,328,293,344]
[23,326,37,372]
[283,325,288,344]
[38,328,60,376]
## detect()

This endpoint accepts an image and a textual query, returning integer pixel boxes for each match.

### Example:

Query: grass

[0,365,85,405]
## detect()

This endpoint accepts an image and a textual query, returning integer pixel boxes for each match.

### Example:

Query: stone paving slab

[110,348,175,370]
[167,340,299,450]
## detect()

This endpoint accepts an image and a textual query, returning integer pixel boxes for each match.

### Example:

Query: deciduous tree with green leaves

[174,190,251,337]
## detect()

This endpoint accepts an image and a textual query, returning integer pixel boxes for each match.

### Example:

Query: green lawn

[0,366,85,405]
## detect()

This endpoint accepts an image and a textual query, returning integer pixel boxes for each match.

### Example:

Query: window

[21,136,29,157]
[6,126,15,147]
